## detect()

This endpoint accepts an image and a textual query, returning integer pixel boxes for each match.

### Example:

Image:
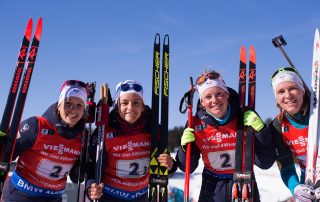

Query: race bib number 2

[37,159,72,180]
[207,150,235,171]
[116,158,149,178]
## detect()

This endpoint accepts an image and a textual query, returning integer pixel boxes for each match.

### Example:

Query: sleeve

[280,164,299,195]
[254,123,277,169]
[12,117,38,160]
[168,158,178,174]
[271,118,299,195]
[175,142,201,173]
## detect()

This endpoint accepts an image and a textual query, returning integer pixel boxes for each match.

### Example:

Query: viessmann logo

[113,141,151,151]
[43,144,80,155]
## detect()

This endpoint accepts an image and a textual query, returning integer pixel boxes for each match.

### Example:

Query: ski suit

[86,106,177,202]
[259,111,308,195]
[2,103,87,202]
[175,88,275,202]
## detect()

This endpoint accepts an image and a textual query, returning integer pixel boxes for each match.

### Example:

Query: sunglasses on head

[271,67,297,80]
[61,80,89,93]
[120,83,143,92]
[196,71,221,86]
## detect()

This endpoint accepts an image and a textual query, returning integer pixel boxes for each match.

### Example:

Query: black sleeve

[175,142,201,173]
[12,117,38,160]
[168,157,178,174]
[270,118,295,169]
[254,123,277,169]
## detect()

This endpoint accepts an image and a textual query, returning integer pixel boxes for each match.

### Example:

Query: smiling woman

[256,66,312,201]
[1,80,89,202]
[175,69,273,202]
[85,79,177,202]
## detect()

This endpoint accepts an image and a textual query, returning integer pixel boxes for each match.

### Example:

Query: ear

[200,98,205,108]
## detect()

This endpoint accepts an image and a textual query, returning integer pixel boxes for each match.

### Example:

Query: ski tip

[35,17,43,40]
[25,18,33,41]
[164,34,169,45]
[154,33,160,44]
[249,46,256,63]
[240,46,246,62]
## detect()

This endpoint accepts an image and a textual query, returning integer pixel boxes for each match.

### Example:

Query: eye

[120,101,129,106]
[133,101,142,107]
[65,102,72,107]
[216,92,224,98]
[277,89,285,95]
[204,94,212,100]
[76,103,84,109]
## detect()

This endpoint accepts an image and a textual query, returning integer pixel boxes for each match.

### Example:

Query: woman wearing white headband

[2,80,89,202]
[86,80,177,202]
[258,67,314,201]
[175,70,271,202]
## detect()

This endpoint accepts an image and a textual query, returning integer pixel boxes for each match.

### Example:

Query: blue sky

[0,1,319,129]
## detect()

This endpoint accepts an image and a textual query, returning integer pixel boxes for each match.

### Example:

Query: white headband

[272,70,305,95]
[115,80,143,103]
[196,77,228,98]
[58,86,88,106]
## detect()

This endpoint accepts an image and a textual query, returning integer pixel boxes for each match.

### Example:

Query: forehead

[276,81,300,91]
[63,96,84,104]
[119,93,143,101]
[201,86,228,95]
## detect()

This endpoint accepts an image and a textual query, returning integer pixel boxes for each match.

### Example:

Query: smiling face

[57,96,85,128]
[275,81,305,115]
[200,86,229,119]
[118,93,144,126]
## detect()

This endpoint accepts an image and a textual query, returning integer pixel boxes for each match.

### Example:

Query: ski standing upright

[0,18,42,195]
[305,29,320,191]
[149,33,170,202]
[232,45,256,202]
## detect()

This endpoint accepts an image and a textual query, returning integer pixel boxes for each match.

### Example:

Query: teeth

[68,114,76,118]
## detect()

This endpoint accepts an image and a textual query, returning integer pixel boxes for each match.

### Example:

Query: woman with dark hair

[2,80,89,202]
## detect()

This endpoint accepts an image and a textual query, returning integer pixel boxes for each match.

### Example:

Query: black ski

[232,46,247,202]
[232,46,256,202]
[0,18,33,146]
[242,46,256,201]
[149,33,161,202]
[149,33,169,202]
[0,17,43,194]
[158,34,169,202]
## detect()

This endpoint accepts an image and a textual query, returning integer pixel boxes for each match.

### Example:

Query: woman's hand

[157,153,175,170]
[88,183,104,200]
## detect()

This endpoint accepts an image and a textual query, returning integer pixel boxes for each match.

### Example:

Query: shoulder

[19,116,39,135]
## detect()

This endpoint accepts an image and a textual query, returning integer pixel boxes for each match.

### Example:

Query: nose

[211,95,219,103]
[283,90,293,99]
[127,102,134,109]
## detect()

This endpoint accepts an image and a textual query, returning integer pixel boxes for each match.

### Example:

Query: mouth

[284,99,297,106]
[67,113,78,119]
[211,104,223,110]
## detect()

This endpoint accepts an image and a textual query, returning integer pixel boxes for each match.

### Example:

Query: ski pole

[77,82,96,202]
[184,77,194,202]
[94,83,109,202]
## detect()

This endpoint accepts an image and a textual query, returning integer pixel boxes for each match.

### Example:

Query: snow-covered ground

[169,159,295,202]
